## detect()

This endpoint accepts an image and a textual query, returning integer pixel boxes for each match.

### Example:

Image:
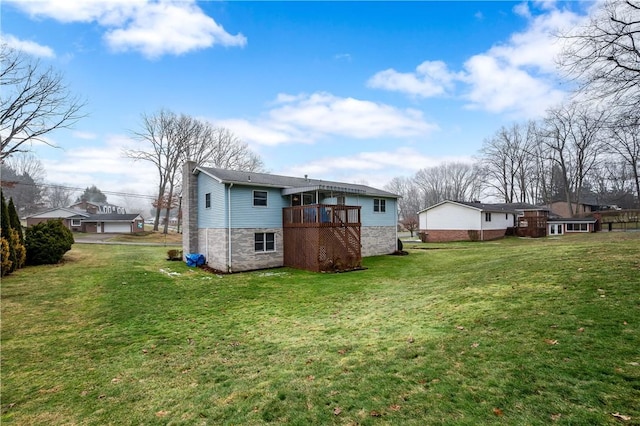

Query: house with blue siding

[182,161,399,272]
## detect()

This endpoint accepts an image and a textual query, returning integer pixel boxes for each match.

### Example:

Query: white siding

[423,203,481,230]
[481,212,514,230]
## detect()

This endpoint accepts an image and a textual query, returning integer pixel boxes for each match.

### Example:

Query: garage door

[103,222,131,233]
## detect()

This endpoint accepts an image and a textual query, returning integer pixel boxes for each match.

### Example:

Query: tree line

[387,0,640,229]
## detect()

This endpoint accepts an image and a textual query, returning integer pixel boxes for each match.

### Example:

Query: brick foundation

[422,229,506,242]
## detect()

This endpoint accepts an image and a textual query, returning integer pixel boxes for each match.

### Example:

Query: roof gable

[419,200,520,214]
[28,207,90,219]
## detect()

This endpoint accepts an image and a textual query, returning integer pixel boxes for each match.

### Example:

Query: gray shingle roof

[82,214,142,222]
[196,166,399,198]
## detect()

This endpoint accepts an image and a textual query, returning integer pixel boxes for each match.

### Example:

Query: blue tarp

[185,253,205,267]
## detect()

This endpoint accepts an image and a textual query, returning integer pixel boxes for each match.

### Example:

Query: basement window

[255,232,275,252]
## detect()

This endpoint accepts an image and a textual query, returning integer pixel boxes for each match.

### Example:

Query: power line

[1,180,161,200]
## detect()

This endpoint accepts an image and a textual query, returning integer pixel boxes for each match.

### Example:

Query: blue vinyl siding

[228,185,288,229]
[197,173,397,229]
[197,174,227,229]
[360,197,397,227]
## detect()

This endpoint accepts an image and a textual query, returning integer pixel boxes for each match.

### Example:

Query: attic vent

[248,176,251,182]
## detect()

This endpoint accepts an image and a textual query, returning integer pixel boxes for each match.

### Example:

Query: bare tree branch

[0,44,86,161]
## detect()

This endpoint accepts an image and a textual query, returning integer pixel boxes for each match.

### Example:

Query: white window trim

[205,192,211,209]
[71,219,81,227]
[373,198,386,213]
[566,222,589,232]
[255,232,276,253]
[253,190,268,208]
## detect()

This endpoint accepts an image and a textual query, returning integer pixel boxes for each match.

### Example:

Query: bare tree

[196,127,264,171]
[542,102,607,215]
[479,122,540,203]
[0,44,85,161]
[126,109,264,233]
[384,176,422,234]
[605,110,640,206]
[559,0,640,109]
[415,162,482,207]
[4,152,46,183]
[45,184,75,208]
[0,162,44,215]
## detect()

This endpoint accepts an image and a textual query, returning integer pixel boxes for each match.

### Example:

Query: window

[566,223,588,232]
[374,198,386,213]
[485,212,492,222]
[253,190,268,207]
[255,232,275,252]
[71,219,81,227]
[337,196,345,205]
[205,193,211,208]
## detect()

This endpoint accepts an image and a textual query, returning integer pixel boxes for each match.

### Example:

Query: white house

[418,200,516,242]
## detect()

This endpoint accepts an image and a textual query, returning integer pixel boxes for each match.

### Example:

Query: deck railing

[283,204,361,228]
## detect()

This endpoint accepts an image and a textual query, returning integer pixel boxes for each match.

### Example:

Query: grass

[1,233,639,425]
[73,230,183,245]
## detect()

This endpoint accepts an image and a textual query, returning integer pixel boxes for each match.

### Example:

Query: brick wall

[423,228,506,242]
[229,228,284,272]
[198,228,228,272]
[182,161,199,255]
[361,226,397,256]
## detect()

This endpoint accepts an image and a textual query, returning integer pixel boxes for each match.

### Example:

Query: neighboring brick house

[182,162,399,272]
[69,201,127,215]
[26,208,144,234]
[547,217,597,236]
[418,200,517,242]
[26,208,90,232]
[546,200,600,218]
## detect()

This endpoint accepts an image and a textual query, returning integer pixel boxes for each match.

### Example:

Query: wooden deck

[283,205,362,272]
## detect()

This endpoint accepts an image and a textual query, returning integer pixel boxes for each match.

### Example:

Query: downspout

[395,198,398,251]
[227,183,233,273]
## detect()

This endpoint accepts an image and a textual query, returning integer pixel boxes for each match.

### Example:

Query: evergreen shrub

[26,219,74,265]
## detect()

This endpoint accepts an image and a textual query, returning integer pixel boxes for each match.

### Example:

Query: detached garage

[82,214,144,234]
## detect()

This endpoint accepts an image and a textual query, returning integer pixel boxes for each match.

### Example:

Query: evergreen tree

[7,198,23,242]
[0,191,10,238]
[1,192,16,274]
[77,185,108,204]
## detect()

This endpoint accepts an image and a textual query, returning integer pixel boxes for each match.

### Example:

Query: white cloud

[462,54,565,117]
[334,53,352,62]
[216,92,437,146]
[279,148,474,190]
[72,131,98,140]
[7,0,246,59]
[489,7,583,73]
[41,133,158,199]
[1,34,55,58]
[367,60,459,98]
[367,3,584,118]
[104,2,246,58]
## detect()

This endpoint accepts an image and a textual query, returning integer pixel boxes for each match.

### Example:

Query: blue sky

[2,0,593,207]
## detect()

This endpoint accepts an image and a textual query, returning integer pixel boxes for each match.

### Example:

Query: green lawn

[2,233,639,425]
